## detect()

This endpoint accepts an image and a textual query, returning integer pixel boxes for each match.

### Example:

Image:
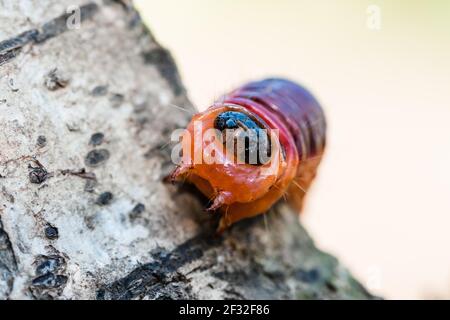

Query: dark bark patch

[0,4,99,67]
[36,135,47,147]
[97,232,221,299]
[142,48,184,96]
[96,192,114,206]
[85,149,110,167]
[0,30,38,66]
[0,29,38,54]
[325,280,337,293]
[30,273,68,299]
[129,203,145,220]
[295,268,321,284]
[30,254,67,300]
[34,3,99,43]
[29,166,49,184]
[0,49,20,67]
[91,85,108,96]
[44,224,59,240]
[28,158,52,184]
[89,132,105,146]
[34,255,66,276]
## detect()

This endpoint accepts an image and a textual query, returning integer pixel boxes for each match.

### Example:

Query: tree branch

[0,0,374,300]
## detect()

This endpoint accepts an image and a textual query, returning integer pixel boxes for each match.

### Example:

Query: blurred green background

[135,0,450,299]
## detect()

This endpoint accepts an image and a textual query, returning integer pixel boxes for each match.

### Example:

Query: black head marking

[214,111,272,165]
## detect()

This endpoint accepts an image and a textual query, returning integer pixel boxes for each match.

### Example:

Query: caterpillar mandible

[170,78,326,232]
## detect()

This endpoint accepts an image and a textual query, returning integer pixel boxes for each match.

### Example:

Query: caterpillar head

[170,103,288,213]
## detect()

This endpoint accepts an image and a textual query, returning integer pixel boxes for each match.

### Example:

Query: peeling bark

[0,0,374,300]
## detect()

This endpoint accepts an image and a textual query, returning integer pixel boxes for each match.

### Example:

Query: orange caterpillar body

[171,78,326,231]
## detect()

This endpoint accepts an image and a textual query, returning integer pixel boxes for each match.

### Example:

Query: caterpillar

[170,78,326,232]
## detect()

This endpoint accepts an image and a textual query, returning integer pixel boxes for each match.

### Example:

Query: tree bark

[0,0,374,300]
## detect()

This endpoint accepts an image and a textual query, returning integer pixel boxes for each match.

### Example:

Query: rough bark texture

[0,0,374,300]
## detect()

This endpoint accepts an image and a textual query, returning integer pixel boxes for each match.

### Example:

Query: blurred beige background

[135,0,450,299]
